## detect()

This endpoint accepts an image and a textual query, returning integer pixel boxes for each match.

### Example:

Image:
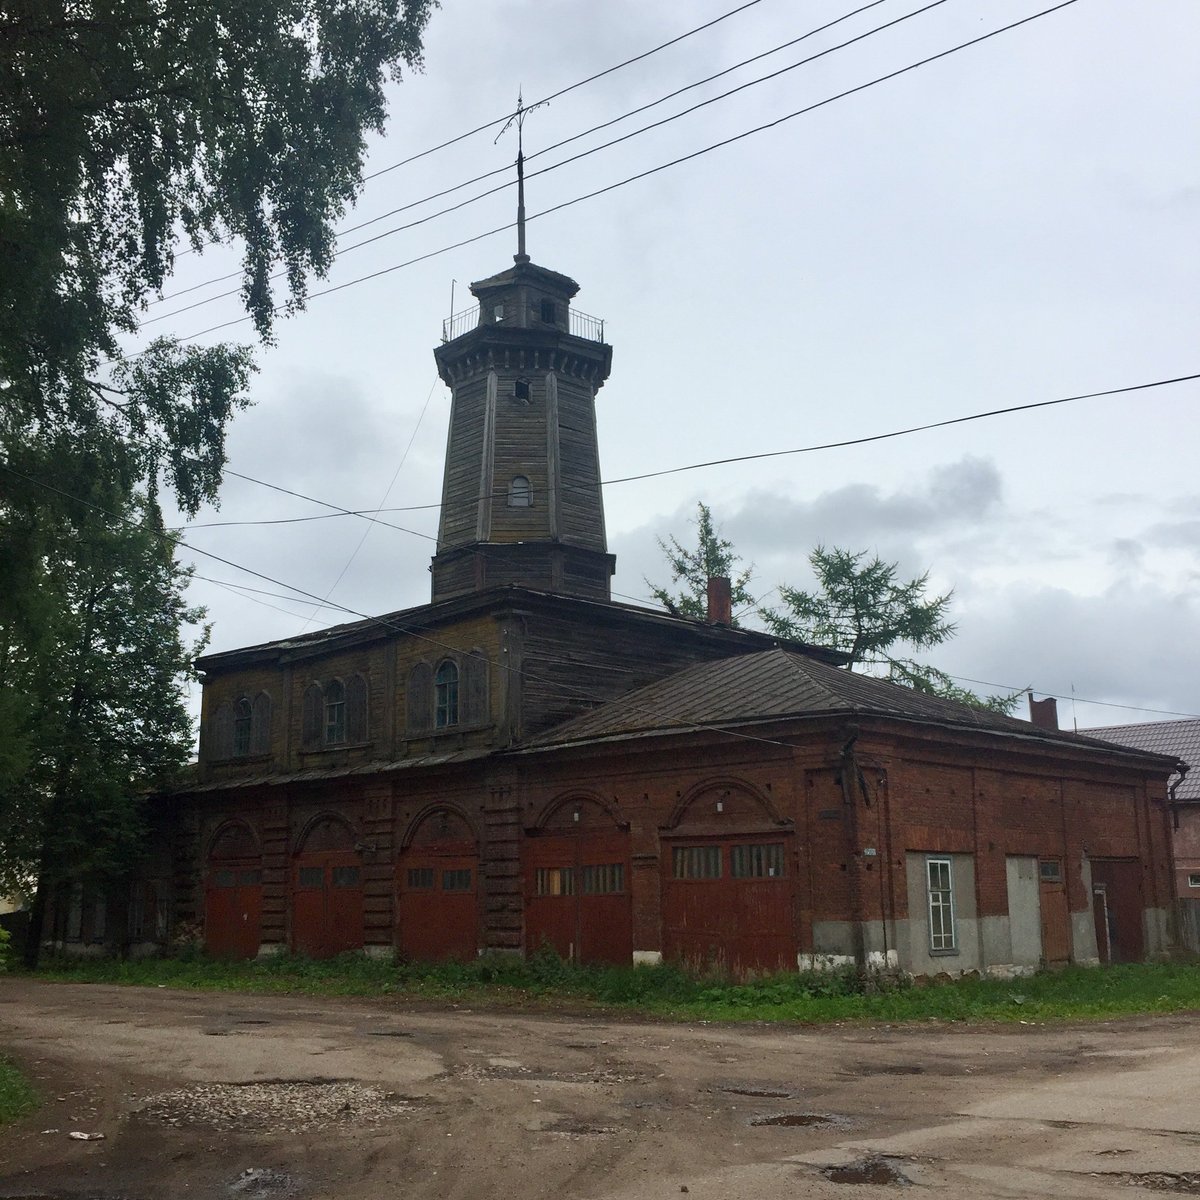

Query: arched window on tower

[435,661,459,729]
[233,697,253,756]
[508,475,532,507]
[325,679,346,744]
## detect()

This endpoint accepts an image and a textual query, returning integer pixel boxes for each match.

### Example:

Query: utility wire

[3,461,803,753]
[169,0,770,266]
[292,377,439,632]
[945,675,1200,722]
[148,0,895,313]
[147,0,1084,350]
[181,371,1200,534]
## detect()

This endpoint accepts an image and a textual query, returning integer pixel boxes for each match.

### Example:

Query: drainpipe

[1169,763,1190,832]
[839,727,866,968]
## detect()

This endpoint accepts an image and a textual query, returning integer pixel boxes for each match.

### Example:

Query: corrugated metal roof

[527,648,1177,763]
[1083,719,1200,801]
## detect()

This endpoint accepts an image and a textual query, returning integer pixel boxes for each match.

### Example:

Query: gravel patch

[137,1080,412,1134]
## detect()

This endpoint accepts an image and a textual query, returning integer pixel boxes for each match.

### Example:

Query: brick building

[1083,719,1199,904]
[51,248,1183,974]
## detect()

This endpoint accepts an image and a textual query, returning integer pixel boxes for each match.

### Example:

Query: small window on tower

[493,303,504,322]
[508,476,532,507]
[513,378,531,402]
[539,299,556,324]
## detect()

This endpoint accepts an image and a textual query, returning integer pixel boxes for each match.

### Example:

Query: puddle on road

[749,1112,838,1128]
[719,1085,793,1099]
[821,1157,910,1186]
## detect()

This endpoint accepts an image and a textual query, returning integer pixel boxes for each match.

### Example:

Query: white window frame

[926,856,957,953]
[1188,872,1200,889]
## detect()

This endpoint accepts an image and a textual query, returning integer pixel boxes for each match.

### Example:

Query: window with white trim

[1189,873,1200,889]
[926,856,957,953]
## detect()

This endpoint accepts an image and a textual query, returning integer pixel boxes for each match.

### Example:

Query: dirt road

[1,979,1198,1199]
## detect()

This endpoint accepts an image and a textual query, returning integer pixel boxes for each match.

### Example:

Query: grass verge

[26,951,1200,1025]
[0,1058,38,1126]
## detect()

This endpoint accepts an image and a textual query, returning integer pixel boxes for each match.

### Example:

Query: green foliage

[647,503,755,625]
[0,1057,38,1126]
[0,925,10,972]
[760,545,1019,713]
[32,955,1200,1026]
[0,0,434,950]
[0,429,207,903]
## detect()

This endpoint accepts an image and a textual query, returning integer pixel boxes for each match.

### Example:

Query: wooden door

[292,852,363,959]
[292,817,363,959]
[524,806,631,966]
[1090,859,1144,963]
[205,863,263,960]
[1038,858,1071,965]
[398,809,479,962]
[663,838,793,977]
[204,823,262,960]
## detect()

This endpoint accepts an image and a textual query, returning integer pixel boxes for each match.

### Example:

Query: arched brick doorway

[291,815,363,958]
[662,782,795,976]
[524,796,631,965]
[204,821,262,960]
[397,807,480,962]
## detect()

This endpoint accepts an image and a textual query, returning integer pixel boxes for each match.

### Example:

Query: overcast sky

[146,0,1200,735]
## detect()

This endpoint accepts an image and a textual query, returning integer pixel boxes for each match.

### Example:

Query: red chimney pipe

[707,575,732,626]
[1028,694,1059,731]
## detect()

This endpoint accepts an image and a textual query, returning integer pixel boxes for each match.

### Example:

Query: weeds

[0,1058,37,1126]
[26,953,1200,1026]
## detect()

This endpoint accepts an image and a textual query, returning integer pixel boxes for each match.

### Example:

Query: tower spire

[496,90,547,264]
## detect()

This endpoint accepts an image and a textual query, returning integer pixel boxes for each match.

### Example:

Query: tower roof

[469,259,580,299]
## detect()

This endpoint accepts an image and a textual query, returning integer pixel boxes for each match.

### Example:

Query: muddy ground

[1,980,1198,1199]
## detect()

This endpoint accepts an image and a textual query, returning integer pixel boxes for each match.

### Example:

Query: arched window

[325,679,346,744]
[233,697,253,756]
[508,475,532,507]
[346,674,368,743]
[435,661,459,729]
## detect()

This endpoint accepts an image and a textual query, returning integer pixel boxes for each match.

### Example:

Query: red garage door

[292,817,363,959]
[664,838,794,977]
[525,800,631,965]
[398,809,479,962]
[204,822,262,960]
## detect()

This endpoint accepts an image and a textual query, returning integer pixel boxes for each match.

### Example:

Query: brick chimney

[706,575,732,626]
[1028,694,1059,731]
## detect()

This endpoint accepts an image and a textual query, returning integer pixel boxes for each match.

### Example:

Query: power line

[3,461,802,753]
[180,370,1200,535]
[292,377,440,632]
[602,372,1200,485]
[945,674,1200,722]
[168,0,770,266]
[361,0,771,184]
[147,0,896,314]
[136,0,1085,350]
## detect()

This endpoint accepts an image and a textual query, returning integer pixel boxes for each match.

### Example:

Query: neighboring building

[43,247,1184,975]
[1084,719,1199,900]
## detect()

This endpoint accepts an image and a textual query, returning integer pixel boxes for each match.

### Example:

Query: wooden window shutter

[406,662,433,735]
[211,701,234,760]
[301,683,323,749]
[346,674,368,743]
[465,650,489,725]
[250,692,271,755]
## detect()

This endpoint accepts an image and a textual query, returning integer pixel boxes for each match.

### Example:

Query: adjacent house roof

[527,648,1179,766]
[1084,719,1200,801]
